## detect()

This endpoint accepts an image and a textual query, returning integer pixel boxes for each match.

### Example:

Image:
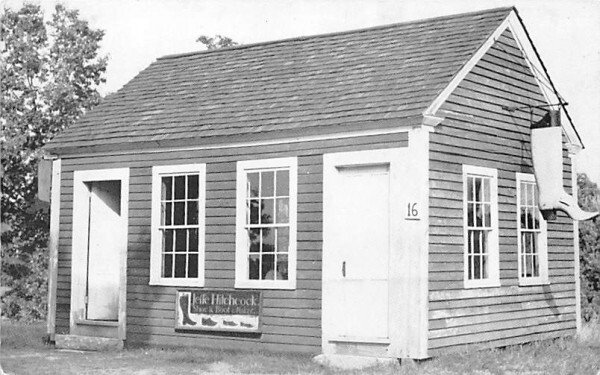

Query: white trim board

[423,9,583,151]
[46,159,61,341]
[55,126,414,159]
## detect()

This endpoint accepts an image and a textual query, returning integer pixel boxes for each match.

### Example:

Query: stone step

[55,334,123,351]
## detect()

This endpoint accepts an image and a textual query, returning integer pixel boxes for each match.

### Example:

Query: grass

[1,319,599,374]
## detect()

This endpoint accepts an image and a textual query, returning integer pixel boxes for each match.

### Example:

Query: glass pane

[520,207,527,229]
[248,254,260,280]
[163,254,173,278]
[164,229,174,252]
[188,254,198,278]
[262,228,275,252]
[248,229,260,252]
[475,204,483,227]
[261,198,274,224]
[276,198,289,224]
[164,202,172,225]
[473,255,481,279]
[481,254,488,279]
[276,254,288,280]
[174,254,186,277]
[261,171,274,197]
[480,231,488,255]
[174,202,185,225]
[472,230,481,254]
[188,228,198,252]
[526,208,534,229]
[483,177,490,202]
[261,253,275,280]
[277,227,289,253]
[248,173,259,198]
[174,176,186,200]
[187,174,199,199]
[276,170,289,196]
[520,182,527,206]
[187,201,198,225]
[249,199,260,224]
[533,209,540,230]
[175,229,187,251]
[162,176,173,200]
[532,252,539,277]
[474,177,482,202]
[467,203,474,227]
[483,203,491,227]
[526,183,534,206]
[467,177,474,201]
[468,252,473,279]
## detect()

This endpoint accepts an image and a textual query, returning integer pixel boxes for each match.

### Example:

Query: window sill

[464,280,501,289]
[149,278,205,288]
[235,280,296,290]
[74,318,119,327]
[518,278,550,287]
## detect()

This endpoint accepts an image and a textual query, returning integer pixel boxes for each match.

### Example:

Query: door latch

[342,261,346,277]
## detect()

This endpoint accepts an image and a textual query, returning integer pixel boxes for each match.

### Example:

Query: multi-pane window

[465,174,491,280]
[160,174,200,278]
[517,173,548,285]
[236,158,297,289]
[150,164,206,286]
[246,169,290,281]
[463,165,499,288]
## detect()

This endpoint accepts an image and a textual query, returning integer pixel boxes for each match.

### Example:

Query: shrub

[578,173,600,321]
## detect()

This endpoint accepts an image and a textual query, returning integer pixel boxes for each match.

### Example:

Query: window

[463,165,500,288]
[235,157,297,289]
[150,164,206,286]
[516,173,548,285]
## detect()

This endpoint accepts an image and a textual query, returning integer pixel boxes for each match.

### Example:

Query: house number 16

[406,202,420,220]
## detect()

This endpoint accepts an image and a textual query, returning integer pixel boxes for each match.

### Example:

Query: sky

[4,0,600,181]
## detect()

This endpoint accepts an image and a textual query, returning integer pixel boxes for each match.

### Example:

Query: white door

[326,163,390,340]
[86,181,122,320]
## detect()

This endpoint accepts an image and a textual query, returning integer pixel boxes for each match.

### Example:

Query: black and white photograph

[1,0,599,374]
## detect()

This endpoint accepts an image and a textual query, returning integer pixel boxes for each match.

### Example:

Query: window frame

[516,172,549,286]
[235,157,298,290]
[462,165,500,288]
[150,163,206,287]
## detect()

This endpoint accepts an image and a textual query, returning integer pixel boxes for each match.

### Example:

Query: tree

[196,34,238,50]
[1,4,107,320]
[578,173,600,321]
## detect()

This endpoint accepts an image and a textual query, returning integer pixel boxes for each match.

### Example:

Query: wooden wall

[427,29,577,355]
[54,132,408,353]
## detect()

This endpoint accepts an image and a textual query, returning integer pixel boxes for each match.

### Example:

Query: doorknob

[342,261,346,277]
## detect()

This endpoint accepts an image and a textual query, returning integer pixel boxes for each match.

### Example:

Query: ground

[1,320,599,374]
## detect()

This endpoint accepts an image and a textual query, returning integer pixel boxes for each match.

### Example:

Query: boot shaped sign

[531,110,598,221]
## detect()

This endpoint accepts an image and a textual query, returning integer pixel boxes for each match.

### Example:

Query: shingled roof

[46,7,515,154]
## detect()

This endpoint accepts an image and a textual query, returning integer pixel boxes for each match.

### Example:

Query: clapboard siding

[54,131,408,352]
[427,29,576,354]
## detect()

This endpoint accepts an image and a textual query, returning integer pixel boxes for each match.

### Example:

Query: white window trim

[462,165,500,289]
[516,172,549,286]
[235,157,298,290]
[150,163,206,287]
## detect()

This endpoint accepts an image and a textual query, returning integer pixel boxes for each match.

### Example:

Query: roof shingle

[46,7,513,154]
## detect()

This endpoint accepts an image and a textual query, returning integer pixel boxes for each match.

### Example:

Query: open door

[71,168,129,341]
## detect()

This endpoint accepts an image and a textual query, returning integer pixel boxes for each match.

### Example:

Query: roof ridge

[157,6,514,61]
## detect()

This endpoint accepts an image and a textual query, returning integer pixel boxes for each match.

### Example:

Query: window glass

[519,179,543,279]
[160,173,201,279]
[466,174,493,281]
[244,168,291,281]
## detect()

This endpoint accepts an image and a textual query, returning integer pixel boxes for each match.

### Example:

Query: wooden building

[44,7,587,358]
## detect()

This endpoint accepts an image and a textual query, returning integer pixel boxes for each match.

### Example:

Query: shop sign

[176,289,261,332]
